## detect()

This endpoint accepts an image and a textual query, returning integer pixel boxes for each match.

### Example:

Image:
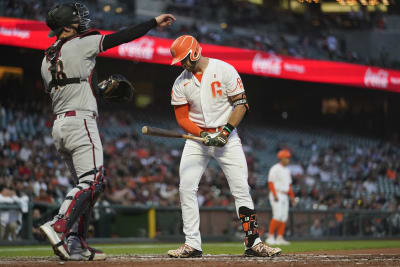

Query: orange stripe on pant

[269,219,279,235]
[278,222,286,236]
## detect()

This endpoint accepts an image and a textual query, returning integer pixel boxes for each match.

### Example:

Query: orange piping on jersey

[268,182,277,199]
[193,72,203,83]
[174,104,202,137]
[289,184,295,199]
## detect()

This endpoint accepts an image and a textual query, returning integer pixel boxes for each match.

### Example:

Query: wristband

[222,123,235,137]
[223,123,235,135]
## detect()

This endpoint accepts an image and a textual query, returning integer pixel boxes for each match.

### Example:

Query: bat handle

[182,134,205,142]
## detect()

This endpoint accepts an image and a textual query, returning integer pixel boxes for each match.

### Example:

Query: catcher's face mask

[46,2,91,37]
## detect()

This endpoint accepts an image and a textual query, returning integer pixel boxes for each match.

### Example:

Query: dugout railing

[0,202,399,244]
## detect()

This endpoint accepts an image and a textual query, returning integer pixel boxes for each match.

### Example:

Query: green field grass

[0,240,399,258]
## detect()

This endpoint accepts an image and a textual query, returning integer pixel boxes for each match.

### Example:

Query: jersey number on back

[48,59,67,90]
[55,60,67,80]
[211,81,222,98]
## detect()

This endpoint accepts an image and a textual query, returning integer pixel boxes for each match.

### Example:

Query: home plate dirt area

[1,248,399,267]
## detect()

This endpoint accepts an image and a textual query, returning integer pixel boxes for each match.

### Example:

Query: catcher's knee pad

[239,206,259,247]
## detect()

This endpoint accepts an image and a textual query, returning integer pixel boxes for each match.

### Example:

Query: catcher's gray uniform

[40,32,105,251]
[38,1,173,261]
[41,34,103,116]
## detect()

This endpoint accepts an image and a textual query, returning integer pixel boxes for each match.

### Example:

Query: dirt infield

[1,248,399,267]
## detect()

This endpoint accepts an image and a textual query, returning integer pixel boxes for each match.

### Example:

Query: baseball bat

[141,126,204,142]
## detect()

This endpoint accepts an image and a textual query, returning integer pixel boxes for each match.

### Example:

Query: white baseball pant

[269,192,289,222]
[179,130,254,251]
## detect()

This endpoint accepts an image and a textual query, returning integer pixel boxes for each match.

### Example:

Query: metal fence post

[26,199,33,240]
[148,207,156,239]
[290,209,295,237]
[343,212,347,236]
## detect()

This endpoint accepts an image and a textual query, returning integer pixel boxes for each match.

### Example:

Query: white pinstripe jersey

[171,58,244,128]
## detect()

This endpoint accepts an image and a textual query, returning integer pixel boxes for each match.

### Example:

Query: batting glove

[206,124,235,147]
[200,131,212,146]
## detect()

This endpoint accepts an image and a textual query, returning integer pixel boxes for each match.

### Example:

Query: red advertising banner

[1,17,400,93]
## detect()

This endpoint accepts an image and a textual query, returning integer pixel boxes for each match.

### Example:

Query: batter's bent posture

[167,35,282,258]
[40,2,175,261]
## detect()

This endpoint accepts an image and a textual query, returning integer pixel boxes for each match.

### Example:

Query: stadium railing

[1,202,399,245]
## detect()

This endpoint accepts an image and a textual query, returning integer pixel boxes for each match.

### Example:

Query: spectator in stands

[33,189,54,204]
[32,208,45,241]
[0,185,28,240]
[310,218,323,238]
[0,128,9,147]
[326,219,341,236]
[325,34,338,60]
[387,202,400,235]
[0,100,400,241]
[0,185,14,240]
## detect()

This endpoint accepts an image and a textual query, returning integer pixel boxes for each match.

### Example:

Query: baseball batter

[266,150,295,245]
[167,35,282,258]
[39,2,175,261]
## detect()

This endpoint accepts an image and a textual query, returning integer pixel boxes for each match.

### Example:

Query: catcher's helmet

[170,35,202,65]
[46,2,90,37]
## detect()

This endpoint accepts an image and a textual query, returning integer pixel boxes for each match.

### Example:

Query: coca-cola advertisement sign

[118,37,155,60]
[252,53,282,75]
[283,63,305,74]
[364,68,389,89]
[1,17,400,93]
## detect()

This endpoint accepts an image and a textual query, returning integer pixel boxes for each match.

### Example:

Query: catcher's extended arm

[98,74,134,102]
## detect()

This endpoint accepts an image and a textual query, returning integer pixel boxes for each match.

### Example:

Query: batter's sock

[277,221,286,237]
[269,219,279,236]
[239,206,260,248]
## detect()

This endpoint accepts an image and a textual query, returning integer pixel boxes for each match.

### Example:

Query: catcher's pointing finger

[155,14,176,27]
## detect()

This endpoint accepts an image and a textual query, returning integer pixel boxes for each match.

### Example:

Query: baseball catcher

[40,1,175,261]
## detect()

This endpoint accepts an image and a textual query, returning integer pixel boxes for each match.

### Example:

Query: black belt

[49,78,87,88]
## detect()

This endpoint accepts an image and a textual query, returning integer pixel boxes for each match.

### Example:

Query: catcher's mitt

[98,74,134,102]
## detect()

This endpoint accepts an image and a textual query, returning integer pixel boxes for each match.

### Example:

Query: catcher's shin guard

[239,206,260,248]
[53,167,105,235]
[68,208,92,241]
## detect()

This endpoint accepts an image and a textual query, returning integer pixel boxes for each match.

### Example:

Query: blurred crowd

[1,0,397,69]
[0,100,399,240]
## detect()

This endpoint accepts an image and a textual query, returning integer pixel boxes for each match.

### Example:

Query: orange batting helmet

[277,149,291,160]
[170,35,202,65]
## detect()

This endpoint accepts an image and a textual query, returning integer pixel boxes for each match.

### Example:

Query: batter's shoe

[40,222,70,260]
[167,244,202,258]
[275,236,290,245]
[244,242,282,257]
[67,235,106,261]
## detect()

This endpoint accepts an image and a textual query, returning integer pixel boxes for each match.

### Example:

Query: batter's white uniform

[268,163,292,222]
[171,58,254,251]
[41,34,105,226]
